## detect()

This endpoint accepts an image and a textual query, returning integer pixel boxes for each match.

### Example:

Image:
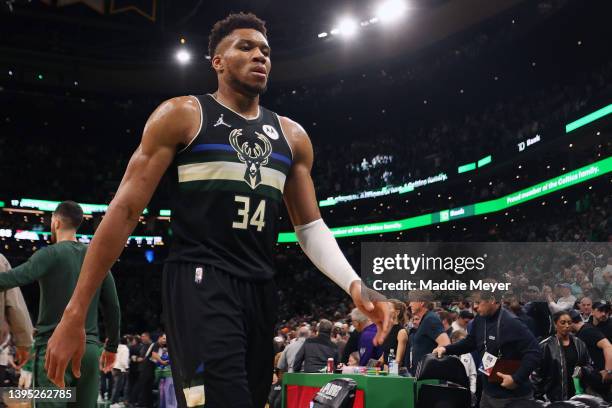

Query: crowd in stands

[0,0,610,207]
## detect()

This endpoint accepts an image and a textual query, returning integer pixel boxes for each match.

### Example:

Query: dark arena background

[0,0,611,407]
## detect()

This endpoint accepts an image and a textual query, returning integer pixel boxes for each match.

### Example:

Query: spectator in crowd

[434,292,541,408]
[403,312,421,371]
[99,339,114,402]
[268,353,283,408]
[438,311,454,338]
[331,322,348,360]
[603,270,612,300]
[381,300,408,368]
[450,330,477,407]
[408,291,450,373]
[293,319,338,373]
[508,302,537,338]
[127,334,145,405]
[278,325,310,373]
[578,297,593,323]
[151,333,176,408]
[592,258,611,292]
[110,335,130,407]
[131,332,155,408]
[532,311,592,402]
[548,283,577,314]
[347,352,360,367]
[570,310,612,382]
[341,322,360,364]
[0,254,32,372]
[350,308,382,366]
[524,298,555,341]
[410,313,421,329]
[571,270,588,297]
[451,310,474,336]
[592,301,611,341]
[273,336,285,355]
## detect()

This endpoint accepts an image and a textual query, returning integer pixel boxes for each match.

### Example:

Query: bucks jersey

[165,94,293,280]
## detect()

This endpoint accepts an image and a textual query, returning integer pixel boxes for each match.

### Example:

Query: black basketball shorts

[162,263,279,408]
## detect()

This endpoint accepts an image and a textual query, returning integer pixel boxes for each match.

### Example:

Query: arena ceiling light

[376,0,408,23]
[336,17,358,37]
[175,49,192,65]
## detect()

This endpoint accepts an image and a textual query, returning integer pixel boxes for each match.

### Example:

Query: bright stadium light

[376,0,408,23]
[337,17,358,37]
[318,32,328,38]
[175,49,192,64]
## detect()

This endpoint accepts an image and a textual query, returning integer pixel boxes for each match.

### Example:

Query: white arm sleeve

[294,218,361,294]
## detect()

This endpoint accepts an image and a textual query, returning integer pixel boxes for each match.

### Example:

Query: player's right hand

[349,280,392,346]
[433,346,446,358]
[44,313,86,388]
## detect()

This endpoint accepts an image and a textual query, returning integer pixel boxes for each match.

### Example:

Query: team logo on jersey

[262,124,279,140]
[213,114,231,128]
[229,128,272,189]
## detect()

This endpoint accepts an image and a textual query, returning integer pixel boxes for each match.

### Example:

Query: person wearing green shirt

[0,201,121,407]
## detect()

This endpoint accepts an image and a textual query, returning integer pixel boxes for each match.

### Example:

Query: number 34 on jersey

[232,195,266,231]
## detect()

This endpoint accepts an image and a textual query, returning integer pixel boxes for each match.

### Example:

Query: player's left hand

[497,372,518,389]
[349,280,391,346]
[100,351,116,373]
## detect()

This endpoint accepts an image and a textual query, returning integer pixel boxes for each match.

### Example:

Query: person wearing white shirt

[451,310,474,336]
[110,337,131,406]
[578,296,592,323]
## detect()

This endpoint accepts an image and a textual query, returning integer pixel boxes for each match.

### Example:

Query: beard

[227,70,267,97]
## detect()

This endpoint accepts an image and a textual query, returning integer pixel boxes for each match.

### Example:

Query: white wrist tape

[295,218,361,294]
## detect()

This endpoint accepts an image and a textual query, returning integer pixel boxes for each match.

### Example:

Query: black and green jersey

[165,94,293,280]
[0,241,120,351]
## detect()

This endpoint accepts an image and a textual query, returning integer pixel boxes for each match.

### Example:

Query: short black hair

[552,310,572,324]
[459,310,474,320]
[208,12,267,57]
[54,201,84,230]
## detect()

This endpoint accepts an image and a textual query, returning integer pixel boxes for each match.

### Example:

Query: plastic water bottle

[388,349,398,375]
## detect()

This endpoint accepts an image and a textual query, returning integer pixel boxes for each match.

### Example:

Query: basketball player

[45,13,391,408]
[0,201,120,407]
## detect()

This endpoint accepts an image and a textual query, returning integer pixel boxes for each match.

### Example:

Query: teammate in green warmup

[0,201,120,407]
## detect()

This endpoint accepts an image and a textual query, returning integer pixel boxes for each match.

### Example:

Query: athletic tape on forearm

[295,218,361,294]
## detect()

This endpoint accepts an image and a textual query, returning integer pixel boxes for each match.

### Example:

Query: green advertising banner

[278,156,612,242]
